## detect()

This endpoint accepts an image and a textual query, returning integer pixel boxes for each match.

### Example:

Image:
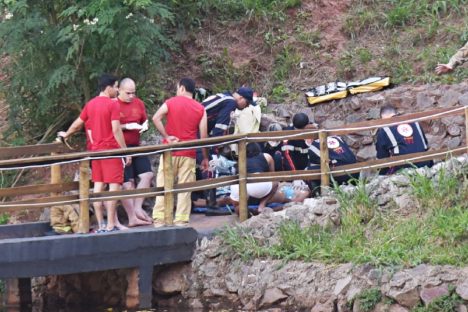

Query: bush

[0,213,8,225]
[0,1,175,143]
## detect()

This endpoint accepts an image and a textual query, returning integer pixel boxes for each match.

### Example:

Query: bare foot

[128,218,153,227]
[114,223,129,230]
[135,209,152,222]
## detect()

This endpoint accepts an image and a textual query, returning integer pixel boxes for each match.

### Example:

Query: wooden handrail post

[78,160,90,233]
[319,130,330,193]
[163,151,174,225]
[238,139,248,222]
[50,152,61,196]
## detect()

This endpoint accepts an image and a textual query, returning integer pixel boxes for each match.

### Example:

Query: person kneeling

[230,143,278,214]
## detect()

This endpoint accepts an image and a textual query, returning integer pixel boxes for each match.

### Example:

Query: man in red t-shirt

[58,74,130,233]
[152,78,209,227]
[117,77,153,226]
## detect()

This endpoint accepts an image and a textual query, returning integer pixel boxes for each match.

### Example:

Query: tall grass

[220,165,468,266]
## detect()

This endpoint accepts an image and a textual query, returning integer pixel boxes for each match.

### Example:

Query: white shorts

[230,182,273,201]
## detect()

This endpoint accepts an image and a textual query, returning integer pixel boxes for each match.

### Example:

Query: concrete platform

[0,213,238,309]
[0,223,198,308]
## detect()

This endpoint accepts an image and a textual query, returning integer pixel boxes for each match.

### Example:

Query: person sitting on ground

[375,105,432,175]
[230,142,278,214]
[268,180,310,208]
[435,41,468,75]
[117,78,153,227]
[282,113,313,171]
[307,132,358,194]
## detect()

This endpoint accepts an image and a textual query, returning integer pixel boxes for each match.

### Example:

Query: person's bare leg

[93,182,106,230]
[107,183,128,230]
[133,172,153,222]
[121,180,151,227]
[258,182,278,213]
[230,199,240,215]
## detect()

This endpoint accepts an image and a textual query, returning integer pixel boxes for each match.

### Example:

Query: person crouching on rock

[230,142,278,214]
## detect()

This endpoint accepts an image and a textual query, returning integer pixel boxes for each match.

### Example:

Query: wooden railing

[0,106,466,232]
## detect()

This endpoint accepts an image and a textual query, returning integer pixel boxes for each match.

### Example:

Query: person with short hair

[58,74,130,232]
[375,105,432,175]
[435,41,468,75]
[307,131,358,193]
[282,113,312,171]
[262,123,291,172]
[202,86,255,137]
[118,78,153,227]
[152,78,209,227]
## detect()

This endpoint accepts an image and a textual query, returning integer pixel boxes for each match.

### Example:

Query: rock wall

[179,156,468,311]
[265,83,468,161]
[185,254,468,311]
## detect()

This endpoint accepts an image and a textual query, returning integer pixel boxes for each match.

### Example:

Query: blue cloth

[192,203,284,213]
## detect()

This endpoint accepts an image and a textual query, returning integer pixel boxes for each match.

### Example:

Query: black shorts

[124,155,152,182]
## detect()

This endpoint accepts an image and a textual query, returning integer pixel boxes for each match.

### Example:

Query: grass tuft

[350,288,382,312]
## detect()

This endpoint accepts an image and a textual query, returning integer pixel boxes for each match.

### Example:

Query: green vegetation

[0,171,17,189]
[220,167,468,266]
[195,0,301,21]
[343,0,468,84]
[0,213,9,225]
[0,0,467,141]
[413,288,463,312]
[197,49,255,92]
[349,288,382,312]
[0,1,175,143]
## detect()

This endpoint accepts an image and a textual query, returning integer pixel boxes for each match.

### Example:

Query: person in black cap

[192,86,255,212]
[202,86,254,137]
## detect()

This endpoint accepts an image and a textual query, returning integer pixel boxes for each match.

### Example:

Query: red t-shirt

[164,96,204,158]
[80,96,121,151]
[118,97,147,146]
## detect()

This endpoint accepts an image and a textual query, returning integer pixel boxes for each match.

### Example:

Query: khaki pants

[153,155,196,223]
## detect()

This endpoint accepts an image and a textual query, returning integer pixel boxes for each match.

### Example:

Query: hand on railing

[55,132,74,150]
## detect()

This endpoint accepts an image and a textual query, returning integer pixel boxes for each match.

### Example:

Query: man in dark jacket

[375,105,432,175]
[202,87,254,137]
[282,113,312,171]
[308,134,358,188]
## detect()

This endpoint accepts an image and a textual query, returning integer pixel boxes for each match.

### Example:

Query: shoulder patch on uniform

[327,137,340,149]
[397,124,413,137]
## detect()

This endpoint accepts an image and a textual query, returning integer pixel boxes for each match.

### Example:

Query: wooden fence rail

[0,106,466,231]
